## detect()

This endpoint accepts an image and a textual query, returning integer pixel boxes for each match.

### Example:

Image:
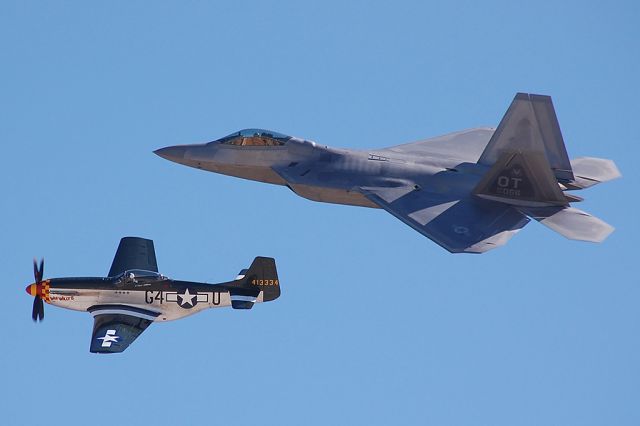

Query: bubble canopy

[116,269,168,284]
[212,128,291,147]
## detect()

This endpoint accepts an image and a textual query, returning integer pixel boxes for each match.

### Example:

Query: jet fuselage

[155,135,487,209]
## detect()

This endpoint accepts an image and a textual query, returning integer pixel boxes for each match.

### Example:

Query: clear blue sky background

[1,1,638,425]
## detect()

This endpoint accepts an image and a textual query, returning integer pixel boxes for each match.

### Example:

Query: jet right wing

[108,237,158,277]
[359,186,530,253]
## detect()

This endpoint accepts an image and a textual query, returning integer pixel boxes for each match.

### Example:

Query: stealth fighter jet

[155,93,620,253]
[26,237,280,353]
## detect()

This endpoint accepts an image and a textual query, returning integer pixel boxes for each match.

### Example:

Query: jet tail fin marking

[473,151,568,207]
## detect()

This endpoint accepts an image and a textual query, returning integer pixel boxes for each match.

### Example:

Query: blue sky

[1,1,638,425]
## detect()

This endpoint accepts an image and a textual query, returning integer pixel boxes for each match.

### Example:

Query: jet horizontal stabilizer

[566,157,622,189]
[519,206,614,242]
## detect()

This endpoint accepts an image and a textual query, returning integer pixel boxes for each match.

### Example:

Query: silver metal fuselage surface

[157,136,489,208]
[42,277,261,322]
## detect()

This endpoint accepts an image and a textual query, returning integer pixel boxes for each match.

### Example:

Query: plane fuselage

[156,135,488,209]
[27,276,263,322]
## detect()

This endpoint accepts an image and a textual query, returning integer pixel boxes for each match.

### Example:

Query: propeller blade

[32,296,40,321]
[33,258,44,283]
[31,296,44,322]
[33,259,40,283]
[39,258,44,282]
[37,297,44,321]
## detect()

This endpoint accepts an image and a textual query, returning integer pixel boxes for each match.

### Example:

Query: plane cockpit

[213,129,291,147]
[115,269,168,285]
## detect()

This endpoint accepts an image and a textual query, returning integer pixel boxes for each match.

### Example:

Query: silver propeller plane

[155,93,621,253]
[26,237,280,353]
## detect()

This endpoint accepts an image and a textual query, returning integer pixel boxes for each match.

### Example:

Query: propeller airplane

[25,237,280,353]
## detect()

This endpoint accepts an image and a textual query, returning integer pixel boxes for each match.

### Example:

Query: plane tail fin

[478,93,574,181]
[478,93,622,190]
[474,93,617,243]
[229,257,280,309]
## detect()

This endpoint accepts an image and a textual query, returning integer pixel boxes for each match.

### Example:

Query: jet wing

[108,237,158,277]
[359,186,530,253]
[378,128,494,163]
[88,305,160,353]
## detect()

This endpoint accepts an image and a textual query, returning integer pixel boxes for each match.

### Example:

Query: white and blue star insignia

[97,329,120,348]
[178,288,197,309]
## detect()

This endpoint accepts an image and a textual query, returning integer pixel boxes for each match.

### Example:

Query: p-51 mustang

[156,93,621,253]
[26,237,280,353]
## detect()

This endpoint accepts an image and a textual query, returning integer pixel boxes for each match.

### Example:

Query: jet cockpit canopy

[213,128,291,147]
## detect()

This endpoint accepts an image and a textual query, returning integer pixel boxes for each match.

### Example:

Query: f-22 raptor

[26,237,280,353]
[156,93,621,254]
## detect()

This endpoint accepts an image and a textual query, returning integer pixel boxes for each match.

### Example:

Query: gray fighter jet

[155,93,620,254]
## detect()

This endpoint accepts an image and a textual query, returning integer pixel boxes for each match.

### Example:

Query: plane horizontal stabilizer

[568,157,622,189]
[520,206,614,242]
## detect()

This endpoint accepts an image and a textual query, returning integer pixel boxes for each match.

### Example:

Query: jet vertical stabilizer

[478,93,574,181]
[474,93,617,242]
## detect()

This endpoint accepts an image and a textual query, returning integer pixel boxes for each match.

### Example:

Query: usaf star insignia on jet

[155,93,621,254]
[26,237,280,353]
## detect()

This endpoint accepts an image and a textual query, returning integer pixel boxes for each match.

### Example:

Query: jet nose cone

[154,145,187,162]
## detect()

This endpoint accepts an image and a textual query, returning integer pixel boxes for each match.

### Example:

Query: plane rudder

[231,257,280,309]
[479,93,573,182]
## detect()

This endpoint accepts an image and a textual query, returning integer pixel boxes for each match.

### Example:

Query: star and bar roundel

[165,288,208,309]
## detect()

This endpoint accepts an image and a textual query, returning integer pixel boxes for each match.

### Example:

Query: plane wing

[378,128,494,163]
[88,305,160,353]
[108,237,158,277]
[359,186,530,253]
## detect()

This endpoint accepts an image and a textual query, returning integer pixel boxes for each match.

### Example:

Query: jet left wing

[88,305,160,353]
[359,186,530,253]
